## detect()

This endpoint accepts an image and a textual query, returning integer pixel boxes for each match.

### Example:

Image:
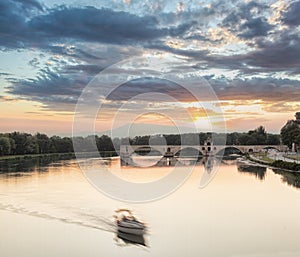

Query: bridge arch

[174,146,203,157]
[262,146,280,152]
[215,146,243,156]
[132,146,163,156]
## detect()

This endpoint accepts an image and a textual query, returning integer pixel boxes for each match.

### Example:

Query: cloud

[263,101,300,113]
[206,76,300,102]
[0,0,44,48]
[14,0,43,11]
[0,95,18,102]
[188,29,300,74]
[65,64,103,75]
[6,67,90,109]
[0,3,195,51]
[146,42,209,59]
[106,77,198,102]
[222,1,273,39]
[248,30,300,70]
[0,72,11,76]
[281,1,300,26]
[239,17,274,39]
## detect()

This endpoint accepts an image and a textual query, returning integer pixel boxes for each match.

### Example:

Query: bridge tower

[202,137,215,156]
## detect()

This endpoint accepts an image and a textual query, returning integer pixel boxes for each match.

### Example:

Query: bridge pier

[201,138,217,156]
[164,147,174,157]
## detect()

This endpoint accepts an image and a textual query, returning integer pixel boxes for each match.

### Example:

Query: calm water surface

[0,156,300,257]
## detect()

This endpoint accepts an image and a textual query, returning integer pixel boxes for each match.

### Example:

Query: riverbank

[284,154,300,161]
[0,152,75,161]
[247,153,300,172]
[0,151,118,161]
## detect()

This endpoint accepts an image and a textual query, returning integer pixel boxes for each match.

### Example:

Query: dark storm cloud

[281,1,300,26]
[246,31,300,69]
[222,1,273,39]
[186,29,300,75]
[0,2,194,50]
[206,76,300,102]
[7,67,90,103]
[106,77,199,102]
[29,7,163,43]
[239,17,273,39]
[0,1,27,48]
[0,0,44,48]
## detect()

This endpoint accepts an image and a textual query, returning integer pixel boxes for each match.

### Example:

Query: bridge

[120,144,288,157]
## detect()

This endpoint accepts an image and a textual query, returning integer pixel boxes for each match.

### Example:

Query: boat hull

[117,231,146,246]
[117,226,145,236]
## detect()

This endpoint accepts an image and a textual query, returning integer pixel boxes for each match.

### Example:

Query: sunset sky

[0,0,300,136]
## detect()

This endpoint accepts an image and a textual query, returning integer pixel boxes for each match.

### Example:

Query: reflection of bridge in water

[120,154,219,170]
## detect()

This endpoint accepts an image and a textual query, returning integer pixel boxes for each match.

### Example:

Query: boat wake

[0,203,116,233]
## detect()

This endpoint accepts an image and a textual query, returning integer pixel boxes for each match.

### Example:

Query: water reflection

[0,154,75,175]
[121,155,225,167]
[1,155,300,256]
[273,169,300,189]
[237,160,267,180]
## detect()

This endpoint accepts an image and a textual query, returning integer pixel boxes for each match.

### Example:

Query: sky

[0,0,300,136]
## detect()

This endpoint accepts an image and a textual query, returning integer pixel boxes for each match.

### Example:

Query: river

[0,155,300,257]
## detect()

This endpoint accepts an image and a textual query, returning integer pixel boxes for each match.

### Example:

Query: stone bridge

[120,144,288,157]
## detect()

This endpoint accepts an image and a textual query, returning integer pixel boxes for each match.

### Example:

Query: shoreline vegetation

[247,153,300,172]
[0,152,74,161]
[284,154,300,161]
[0,151,118,161]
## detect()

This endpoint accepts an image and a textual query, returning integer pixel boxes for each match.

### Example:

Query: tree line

[0,132,116,156]
[128,126,280,146]
[0,125,282,156]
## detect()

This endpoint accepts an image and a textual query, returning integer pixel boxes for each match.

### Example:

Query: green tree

[9,132,38,154]
[226,132,239,145]
[266,134,280,145]
[164,134,181,145]
[239,133,256,145]
[0,137,11,155]
[35,133,51,154]
[96,135,114,151]
[51,136,73,153]
[252,126,267,145]
[281,122,300,148]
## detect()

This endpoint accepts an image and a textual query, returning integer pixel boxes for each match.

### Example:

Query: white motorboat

[115,209,146,236]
